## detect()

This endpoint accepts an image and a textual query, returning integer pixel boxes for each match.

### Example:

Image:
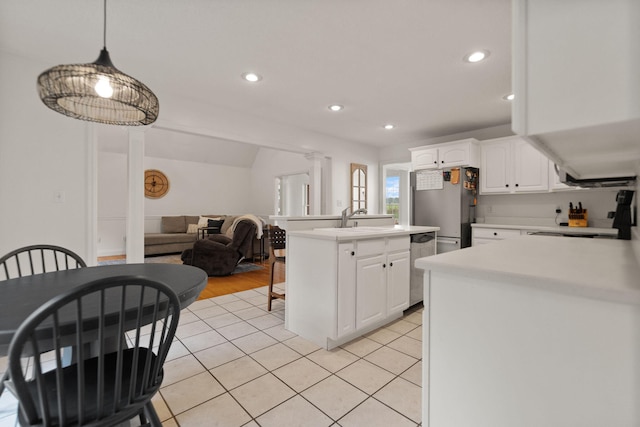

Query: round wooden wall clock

[144,169,170,199]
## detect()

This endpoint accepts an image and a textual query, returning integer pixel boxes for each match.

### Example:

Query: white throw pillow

[187,223,199,234]
[197,216,220,227]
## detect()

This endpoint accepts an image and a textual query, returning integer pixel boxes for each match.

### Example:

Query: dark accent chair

[181,219,258,276]
[266,225,286,311]
[7,275,180,427]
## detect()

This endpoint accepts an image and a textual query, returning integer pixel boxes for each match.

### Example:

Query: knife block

[568,209,588,227]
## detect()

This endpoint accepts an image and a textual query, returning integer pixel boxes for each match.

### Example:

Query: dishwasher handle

[436,237,460,255]
[438,237,459,245]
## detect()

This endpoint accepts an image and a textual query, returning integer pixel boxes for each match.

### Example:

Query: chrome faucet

[340,207,368,228]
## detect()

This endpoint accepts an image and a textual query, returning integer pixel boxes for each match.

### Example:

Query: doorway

[275,172,310,216]
[381,163,411,225]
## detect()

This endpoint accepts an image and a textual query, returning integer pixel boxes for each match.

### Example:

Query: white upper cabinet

[410,139,479,171]
[512,0,640,179]
[481,141,510,193]
[411,147,439,170]
[512,140,549,192]
[548,160,576,191]
[480,136,549,194]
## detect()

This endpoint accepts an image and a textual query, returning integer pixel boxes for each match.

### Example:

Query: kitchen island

[416,230,640,426]
[270,214,395,231]
[286,225,439,349]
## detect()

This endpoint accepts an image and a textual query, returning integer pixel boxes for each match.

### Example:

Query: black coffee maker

[612,190,635,240]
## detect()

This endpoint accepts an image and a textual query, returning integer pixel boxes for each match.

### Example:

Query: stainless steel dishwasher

[409,232,436,306]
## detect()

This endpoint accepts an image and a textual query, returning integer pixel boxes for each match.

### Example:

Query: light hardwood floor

[198,258,285,300]
[96,256,285,300]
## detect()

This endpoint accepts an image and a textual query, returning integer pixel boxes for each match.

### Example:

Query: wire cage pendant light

[37,0,159,126]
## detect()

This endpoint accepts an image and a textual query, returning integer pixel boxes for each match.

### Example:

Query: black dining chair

[0,244,87,281]
[0,244,87,399]
[6,275,180,427]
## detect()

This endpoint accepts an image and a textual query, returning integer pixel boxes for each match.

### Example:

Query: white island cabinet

[286,226,437,349]
[416,232,640,426]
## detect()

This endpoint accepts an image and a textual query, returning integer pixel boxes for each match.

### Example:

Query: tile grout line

[167,306,422,425]
[1,285,423,427]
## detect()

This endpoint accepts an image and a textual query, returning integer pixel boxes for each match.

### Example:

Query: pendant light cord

[103,0,107,49]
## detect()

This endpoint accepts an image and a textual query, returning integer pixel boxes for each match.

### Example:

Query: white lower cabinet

[337,242,357,337]
[354,249,410,330]
[356,254,387,329]
[386,251,411,314]
[348,237,410,334]
[288,234,410,349]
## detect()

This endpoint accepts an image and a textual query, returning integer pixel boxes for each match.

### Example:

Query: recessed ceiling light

[503,93,515,101]
[464,50,490,63]
[328,104,343,112]
[384,124,395,130]
[242,72,262,82]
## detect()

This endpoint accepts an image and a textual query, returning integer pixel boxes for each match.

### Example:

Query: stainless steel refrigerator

[410,167,479,254]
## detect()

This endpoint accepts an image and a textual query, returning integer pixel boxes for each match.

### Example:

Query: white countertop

[472,223,617,236]
[288,225,439,241]
[270,214,393,221]
[415,234,640,305]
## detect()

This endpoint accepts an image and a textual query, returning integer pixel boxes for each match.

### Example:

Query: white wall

[0,51,91,261]
[249,148,311,217]
[477,189,621,228]
[97,150,255,255]
[329,148,380,215]
[282,173,309,217]
[143,157,252,217]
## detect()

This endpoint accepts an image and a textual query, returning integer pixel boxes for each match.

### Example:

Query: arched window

[350,163,367,211]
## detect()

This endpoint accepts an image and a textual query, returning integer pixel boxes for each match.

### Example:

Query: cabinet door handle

[433,161,437,164]
[351,251,355,256]
[389,262,393,267]
[493,232,497,236]
[515,183,519,187]
[505,184,509,188]
[382,263,386,268]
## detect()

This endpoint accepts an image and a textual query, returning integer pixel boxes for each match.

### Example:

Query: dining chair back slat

[7,275,180,427]
[0,244,87,281]
[0,244,87,400]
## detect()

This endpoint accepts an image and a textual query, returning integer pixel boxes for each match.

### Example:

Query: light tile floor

[0,284,424,427]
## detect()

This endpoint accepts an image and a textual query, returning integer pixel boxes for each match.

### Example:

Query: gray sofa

[144,215,266,257]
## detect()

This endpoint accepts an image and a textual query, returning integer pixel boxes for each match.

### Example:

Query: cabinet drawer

[387,236,410,252]
[472,238,496,246]
[473,228,521,240]
[356,239,386,257]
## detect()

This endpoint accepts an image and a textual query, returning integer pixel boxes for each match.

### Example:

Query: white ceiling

[0,0,513,151]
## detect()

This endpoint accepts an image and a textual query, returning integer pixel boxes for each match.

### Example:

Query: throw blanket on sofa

[227,214,264,239]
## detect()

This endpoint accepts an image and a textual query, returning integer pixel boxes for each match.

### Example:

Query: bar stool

[266,225,286,311]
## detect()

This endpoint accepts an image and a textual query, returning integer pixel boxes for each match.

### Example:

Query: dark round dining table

[0,263,208,356]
